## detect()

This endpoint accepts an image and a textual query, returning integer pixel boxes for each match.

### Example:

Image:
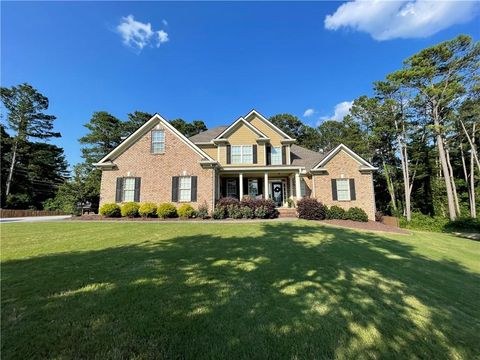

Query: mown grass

[1,221,479,359]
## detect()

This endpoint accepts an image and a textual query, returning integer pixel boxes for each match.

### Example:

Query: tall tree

[388,35,480,220]
[123,111,153,135]
[170,119,207,137]
[0,83,60,200]
[269,114,321,150]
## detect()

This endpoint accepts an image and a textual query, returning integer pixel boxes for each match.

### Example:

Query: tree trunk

[446,147,460,216]
[460,143,474,218]
[459,119,480,173]
[471,124,477,218]
[435,129,457,220]
[383,160,398,213]
[5,139,19,201]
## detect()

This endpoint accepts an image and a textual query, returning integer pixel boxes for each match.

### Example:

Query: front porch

[216,169,304,208]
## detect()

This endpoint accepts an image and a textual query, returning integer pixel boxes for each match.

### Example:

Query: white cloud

[319,101,353,124]
[303,108,315,117]
[117,15,169,51]
[324,0,479,41]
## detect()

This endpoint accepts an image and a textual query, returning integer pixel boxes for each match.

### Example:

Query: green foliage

[196,201,209,219]
[121,202,139,218]
[240,206,254,219]
[138,202,158,218]
[99,203,121,217]
[287,198,295,208]
[296,198,327,220]
[444,218,480,233]
[254,206,268,219]
[345,207,369,222]
[401,213,480,233]
[157,203,177,219]
[328,206,346,220]
[212,206,226,219]
[177,204,195,218]
[169,119,207,137]
[226,205,243,219]
[268,114,321,150]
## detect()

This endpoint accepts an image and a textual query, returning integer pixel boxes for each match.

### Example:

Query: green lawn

[1,221,479,359]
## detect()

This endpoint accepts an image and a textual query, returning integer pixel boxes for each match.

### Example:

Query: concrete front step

[278,208,298,218]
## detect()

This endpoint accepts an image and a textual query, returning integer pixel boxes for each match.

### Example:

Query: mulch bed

[319,219,410,234]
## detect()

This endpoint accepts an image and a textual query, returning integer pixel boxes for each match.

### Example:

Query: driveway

[0,215,72,223]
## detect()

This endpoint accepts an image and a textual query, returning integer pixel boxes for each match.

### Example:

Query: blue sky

[2,1,479,167]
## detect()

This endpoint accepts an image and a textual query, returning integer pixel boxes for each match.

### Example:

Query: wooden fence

[0,209,67,218]
[382,216,400,228]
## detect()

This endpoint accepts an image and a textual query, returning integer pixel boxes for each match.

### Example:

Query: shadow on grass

[2,223,479,359]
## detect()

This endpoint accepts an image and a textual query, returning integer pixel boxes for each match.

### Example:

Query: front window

[226,179,237,197]
[248,179,259,197]
[151,130,165,154]
[123,178,135,202]
[336,179,350,201]
[231,145,253,164]
[179,176,192,202]
[270,146,282,165]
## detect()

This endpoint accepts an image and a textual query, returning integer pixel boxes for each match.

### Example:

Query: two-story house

[95,110,377,219]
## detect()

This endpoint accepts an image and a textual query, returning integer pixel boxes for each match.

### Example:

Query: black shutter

[172,176,179,202]
[226,145,231,164]
[258,178,263,196]
[191,176,198,202]
[266,145,271,165]
[134,177,141,202]
[282,146,287,165]
[252,145,257,164]
[331,179,338,201]
[243,177,248,197]
[115,178,123,203]
[221,178,227,197]
[349,179,356,201]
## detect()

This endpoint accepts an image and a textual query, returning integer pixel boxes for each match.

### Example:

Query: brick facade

[312,150,376,220]
[99,122,215,211]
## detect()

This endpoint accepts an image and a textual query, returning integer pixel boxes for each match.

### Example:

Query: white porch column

[295,172,301,201]
[264,172,269,199]
[239,173,244,200]
[289,175,294,200]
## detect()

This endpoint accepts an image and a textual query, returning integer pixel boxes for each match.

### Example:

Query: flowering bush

[296,198,326,220]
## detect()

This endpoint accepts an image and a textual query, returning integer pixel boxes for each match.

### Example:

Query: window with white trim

[151,130,165,154]
[336,179,350,201]
[248,179,259,197]
[231,145,253,164]
[270,146,282,165]
[123,178,136,202]
[179,176,192,202]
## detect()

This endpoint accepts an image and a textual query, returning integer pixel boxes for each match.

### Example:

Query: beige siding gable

[226,122,264,145]
[246,114,285,146]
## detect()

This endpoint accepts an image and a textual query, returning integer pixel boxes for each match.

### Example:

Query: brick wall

[313,150,376,220]
[100,122,215,211]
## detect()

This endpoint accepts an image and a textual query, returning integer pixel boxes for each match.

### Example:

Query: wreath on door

[273,185,281,193]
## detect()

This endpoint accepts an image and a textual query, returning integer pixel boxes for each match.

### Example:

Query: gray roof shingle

[189,126,228,143]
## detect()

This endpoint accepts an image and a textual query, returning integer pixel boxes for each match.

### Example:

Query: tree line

[1,35,478,221]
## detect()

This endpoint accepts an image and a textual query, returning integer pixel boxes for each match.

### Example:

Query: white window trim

[231,145,253,164]
[336,179,351,201]
[248,179,259,197]
[178,176,192,202]
[123,177,136,202]
[270,146,282,165]
[151,130,165,154]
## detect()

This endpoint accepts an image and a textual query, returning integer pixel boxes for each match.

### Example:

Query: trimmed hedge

[178,204,195,218]
[138,202,157,218]
[327,205,346,220]
[121,202,139,218]
[99,203,121,217]
[297,198,326,220]
[213,197,278,220]
[345,207,368,222]
[157,203,177,219]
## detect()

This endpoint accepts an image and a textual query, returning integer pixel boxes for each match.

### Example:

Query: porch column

[264,172,269,199]
[239,173,244,200]
[289,175,294,200]
[295,172,301,201]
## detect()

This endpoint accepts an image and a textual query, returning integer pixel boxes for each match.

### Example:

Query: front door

[271,181,283,207]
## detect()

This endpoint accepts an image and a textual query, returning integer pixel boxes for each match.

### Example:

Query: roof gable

[94,114,215,166]
[214,117,268,140]
[312,144,376,171]
[244,110,294,141]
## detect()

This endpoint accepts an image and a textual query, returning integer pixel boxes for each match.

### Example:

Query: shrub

[345,207,368,222]
[121,202,139,218]
[99,203,121,217]
[296,198,326,220]
[287,198,295,208]
[328,205,346,220]
[212,206,226,219]
[138,202,158,218]
[178,204,195,218]
[444,217,480,233]
[375,210,384,223]
[217,197,240,208]
[254,206,268,219]
[240,197,258,211]
[227,204,243,219]
[254,199,278,218]
[197,201,209,219]
[240,206,254,219]
[157,203,177,219]
[399,212,448,232]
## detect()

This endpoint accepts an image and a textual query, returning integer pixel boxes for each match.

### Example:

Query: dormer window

[270,146,282,165]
